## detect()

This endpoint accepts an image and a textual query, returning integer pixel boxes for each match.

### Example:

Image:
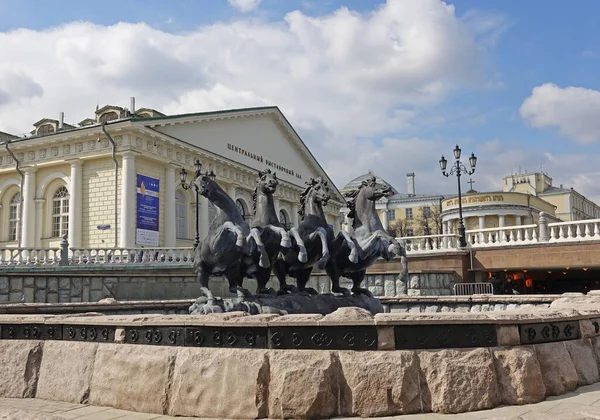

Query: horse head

[299,177,331,219]
[257,169,278,195]
[195,171,219,200]
[360,175,393,201]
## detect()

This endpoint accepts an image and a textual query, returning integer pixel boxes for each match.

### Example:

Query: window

[406,208,413,219]
[52,186,69,238]
[279,209,289,227]
[99,112,119,124]
[388,209,396,220]
[37,124,55,135]
[9,193,21,242]
[406,228,414,236]
[236,199,248,221]
[175,190,188,239]
[423,206,431,218]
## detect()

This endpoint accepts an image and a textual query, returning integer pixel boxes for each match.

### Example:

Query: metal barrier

[453,282,494,295]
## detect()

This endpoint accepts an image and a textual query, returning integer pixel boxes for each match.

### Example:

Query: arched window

[279,209,289,228]
[9,193,21,242]
[175,190,188,239]
[236,199,248,221]
[99,112,119,124]
[37,124,55,135]
[52,186,69,238]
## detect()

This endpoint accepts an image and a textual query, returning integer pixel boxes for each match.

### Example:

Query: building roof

[0,131,19,141]
[341,170,398,194]
[538,186,573,196]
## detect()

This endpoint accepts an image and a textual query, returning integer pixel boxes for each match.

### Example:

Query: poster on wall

[136,174,160,246]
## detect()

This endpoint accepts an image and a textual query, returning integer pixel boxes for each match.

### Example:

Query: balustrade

[548,219,600,242]
[396,233,461,253]
[464,224,539,247]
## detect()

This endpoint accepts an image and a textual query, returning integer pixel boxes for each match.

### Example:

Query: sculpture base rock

[189,293,384,316]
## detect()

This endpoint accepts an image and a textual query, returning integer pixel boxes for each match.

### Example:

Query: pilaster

[21,167,37,248]
[164,164,177,247]
[67,159,83,249]
[34,199,45,248]
[120,151,138,247]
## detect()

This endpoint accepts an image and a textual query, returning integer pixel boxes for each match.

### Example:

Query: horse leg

[274,259,297,294]
[266,225,291,248]
[350,270,372,297]
[222,221,245,247]
[255,267,277,296]
[227,264,251,299]
[314,227,330,269]
[248,228,270,268]
[393,238,408,282]
[288,227,307,263]
[338,230,358,263]
[191,265,224,314]
[297,267,317,295]
[326,262,350,296]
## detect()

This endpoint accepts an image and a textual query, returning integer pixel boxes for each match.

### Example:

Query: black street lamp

[439,145,477,248]
[180,159,203,249]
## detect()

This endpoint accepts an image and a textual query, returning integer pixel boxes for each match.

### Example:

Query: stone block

[169,348,269,419]
[339,351,420,417]
[418,348,500,413]
[384,279,396,296]
[23,277,34,287]
[183,276,196,283]
[47,278,58,292]
[0,340,43,398]
[89,344,176,414]
[82,285,90,302]
[103,277,118,285]
[0,277,8,294]
[58,290,70,303]
[47,293,58,303]
[470,304,482,312]
[409,275,420,289]
[171,277,184,283]
[23,287,34,303]
[34,290,46,303]
[59,278,70,290]
[9,292,22,302]
[424,305,440,313]
[35,278,46,289]
[374,275,383,287]
[37,341,98,404]
[535,342,579,396]
[396,278,407,295]
[455,304,470,313]
[492,346,546,405]
[389,304,408,313]
[90,278,103,291]
[9,277,22,292]
[565,339,600,386]
[70,278,82,297]
[90,290,105,302]
[580,319,598,338]
[269,350,341,419]
[369,286,384,296]
[0,295,8,303]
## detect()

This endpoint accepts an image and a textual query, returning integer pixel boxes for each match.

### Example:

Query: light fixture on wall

[180,159,204,250]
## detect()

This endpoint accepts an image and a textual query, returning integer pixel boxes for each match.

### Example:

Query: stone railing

[395,233,461,253]
[548,219,600,242]
[465,223,539,246]
[0,247,63,266]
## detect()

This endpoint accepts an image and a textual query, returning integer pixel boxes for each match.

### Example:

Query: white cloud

[520,83,600,144]
[228,0,262,13]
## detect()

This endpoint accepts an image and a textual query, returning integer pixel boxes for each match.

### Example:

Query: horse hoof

[298,251,308,263]
[236,287,252,298]
[317,255,329,270]
[280,237,292,248]
[332,287,351,297]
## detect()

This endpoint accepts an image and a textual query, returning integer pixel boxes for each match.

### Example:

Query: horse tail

[398,239,408,283]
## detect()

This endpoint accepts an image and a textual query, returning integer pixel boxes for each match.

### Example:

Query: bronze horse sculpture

[249,169,308,295]
[326,175,407,296]
[192,172,269,313]
[274,177,358,294]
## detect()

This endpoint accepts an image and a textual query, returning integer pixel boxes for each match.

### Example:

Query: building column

[34,199,45,248]
[478,215,485,243]
[227,184,237,201]
[382,208,389,230]
[515,215,522,226]
[120,151,137,247]
[273,196,280,215]
[21,167,37,248]
[164,164,177,247]
[291,203,299,227]
[68,160,83,249]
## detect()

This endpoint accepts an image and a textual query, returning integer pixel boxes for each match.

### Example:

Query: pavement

[3,382,600,419]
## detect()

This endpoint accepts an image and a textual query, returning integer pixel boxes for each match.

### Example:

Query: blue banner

[136,174,160,246]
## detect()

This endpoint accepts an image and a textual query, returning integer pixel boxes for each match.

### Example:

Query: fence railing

[465,224,539,247]
[453,282,494,295]
[396,233,461,253]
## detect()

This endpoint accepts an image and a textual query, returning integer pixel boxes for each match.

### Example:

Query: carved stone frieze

[51,147,58,157]
[28,151,35,161]
[136,138,143,148]
[75,143,83,153]
[63,145,70,155]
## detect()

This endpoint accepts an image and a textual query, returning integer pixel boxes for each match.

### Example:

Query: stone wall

[0,267,458,303]
[0,294,599,418]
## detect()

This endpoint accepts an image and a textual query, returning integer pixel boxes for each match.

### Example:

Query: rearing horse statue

[249,169,308,294]
[192,172,268,312]
[327,175,408,295]
[274,177,358,294]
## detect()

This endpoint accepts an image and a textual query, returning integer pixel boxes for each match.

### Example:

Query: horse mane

[343,188,361,219]
[298,184,312,219]
[252,186,258,215]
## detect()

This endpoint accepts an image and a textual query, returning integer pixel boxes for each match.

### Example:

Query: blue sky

[0,0,599,201]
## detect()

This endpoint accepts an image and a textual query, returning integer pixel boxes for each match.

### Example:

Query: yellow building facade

[0,104,344,250]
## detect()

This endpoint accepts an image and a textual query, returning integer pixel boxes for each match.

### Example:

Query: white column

[515,215,522,226]
[478,215,485,243]
[68,159,83,249]
[498,215,505,243]
[382,209,389,230]
[34,199,45,248]
[498,215,505,227]
[164,164,177,247]
[120,151,137,247]
[291,203,299,227]
[200,195,209,240]
[21,167,37,248]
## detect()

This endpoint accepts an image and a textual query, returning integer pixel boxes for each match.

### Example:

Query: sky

[1,0,599,203]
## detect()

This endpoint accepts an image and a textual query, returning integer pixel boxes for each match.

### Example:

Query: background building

[0,101,344,250]
[340,171,445,237]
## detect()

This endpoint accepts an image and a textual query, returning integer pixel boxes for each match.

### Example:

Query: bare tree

[415,201,444,248]
[387,218,409,238]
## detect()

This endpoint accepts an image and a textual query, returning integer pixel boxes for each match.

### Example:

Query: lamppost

[180,159,203,250]
[439,145,477,248]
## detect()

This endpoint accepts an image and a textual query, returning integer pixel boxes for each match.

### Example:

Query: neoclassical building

[0,102,344,250]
